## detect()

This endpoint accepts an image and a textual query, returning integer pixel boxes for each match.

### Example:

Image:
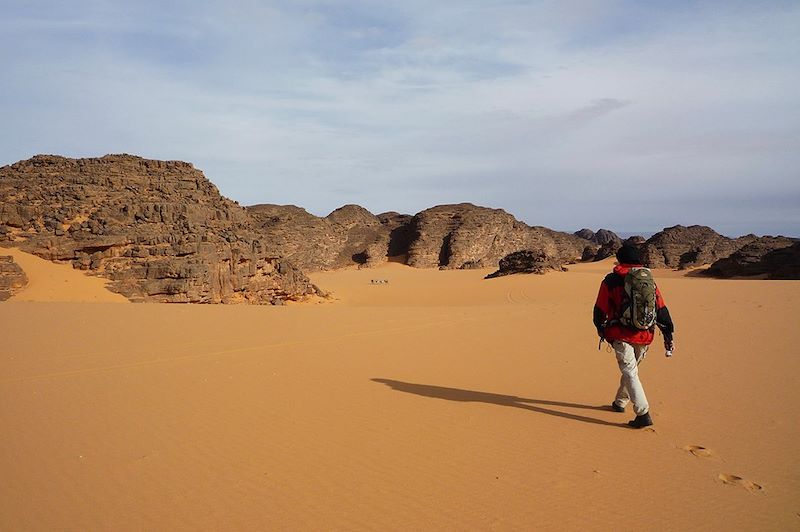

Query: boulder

[485,250,566,278]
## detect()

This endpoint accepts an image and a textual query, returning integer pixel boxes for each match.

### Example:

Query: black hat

[616,244,641,264]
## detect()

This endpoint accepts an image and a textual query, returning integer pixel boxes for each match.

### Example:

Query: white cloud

[1,0,798,235]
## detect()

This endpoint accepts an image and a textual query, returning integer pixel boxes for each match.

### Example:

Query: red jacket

[593,264,674,345]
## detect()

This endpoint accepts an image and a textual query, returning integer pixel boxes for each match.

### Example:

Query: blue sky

[1,0,798,236]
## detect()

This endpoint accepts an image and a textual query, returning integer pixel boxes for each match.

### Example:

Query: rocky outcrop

[248,204,401,270]
[0,255,28,301]
[574,228,622,262]
[705,238,799,279]
[640,225,758,269]
[485,250,565,278]
[0,155,317,303]
[406,204,589,270]
[593,241,620,262]
[575,228,621,246]
[624,235,647,247]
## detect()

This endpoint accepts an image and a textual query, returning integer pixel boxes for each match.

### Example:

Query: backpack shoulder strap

[604,271,624,288]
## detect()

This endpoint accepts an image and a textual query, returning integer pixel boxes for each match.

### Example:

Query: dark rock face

[248,204,399,270]
[640,225,758,269]
[485,250,565,278]
[407,203,589,269]
[0,155,317,303]
[624,235,646,246]
[593,241,620,262]
[378,212,415,260]
[574,228,622,261]
[705,238,799,279]
[574,228,621,245]
[0,255,28,301]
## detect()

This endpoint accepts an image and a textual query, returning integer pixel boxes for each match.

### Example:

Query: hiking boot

[611,401,625,412]
[628,412,653,428]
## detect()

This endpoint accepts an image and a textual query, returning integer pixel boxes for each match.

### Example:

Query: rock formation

[0,256,28,301]
[575,228,621,247]
[485,250,565,278]
[0,155,317,303]
[624,235,647,247]
[406,204,589,269]
[705,238,799,279]
[247,204,399,270]
[640,225,759,269]
[574,228,623,262]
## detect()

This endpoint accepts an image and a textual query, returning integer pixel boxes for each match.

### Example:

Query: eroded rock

[705,238,799,279]
[640,225,758,269]
[485,250,566,278]
[0,155,317,303]
[407,203,589,269]
[247,204,399,270]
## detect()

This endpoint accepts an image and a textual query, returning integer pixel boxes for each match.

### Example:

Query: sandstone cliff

[406,203,590,269]
[0,155,317,303]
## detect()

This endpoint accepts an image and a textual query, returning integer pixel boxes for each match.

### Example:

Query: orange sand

[1,247,128,303]
[1,252,798,530]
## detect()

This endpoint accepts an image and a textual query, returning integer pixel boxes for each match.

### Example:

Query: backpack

[619,267,657,330]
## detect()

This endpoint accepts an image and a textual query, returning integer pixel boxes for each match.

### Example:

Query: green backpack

[620,267,657,330]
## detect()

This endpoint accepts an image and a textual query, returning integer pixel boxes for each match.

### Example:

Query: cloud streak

[1,0,798,236]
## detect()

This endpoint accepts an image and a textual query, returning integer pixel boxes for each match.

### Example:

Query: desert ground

[1,250,798,530]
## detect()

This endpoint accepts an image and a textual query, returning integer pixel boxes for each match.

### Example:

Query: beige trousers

[612,340,650,416]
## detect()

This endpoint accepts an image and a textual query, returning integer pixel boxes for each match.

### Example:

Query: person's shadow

[372,378,627,428]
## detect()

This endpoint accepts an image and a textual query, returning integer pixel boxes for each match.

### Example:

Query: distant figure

[593,244,675,428]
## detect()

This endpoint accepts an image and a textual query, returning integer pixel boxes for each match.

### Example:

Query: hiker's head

[616,244,641,264]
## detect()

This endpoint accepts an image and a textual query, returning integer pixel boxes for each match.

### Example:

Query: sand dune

[1,247,128,303]
[0,258,798,530]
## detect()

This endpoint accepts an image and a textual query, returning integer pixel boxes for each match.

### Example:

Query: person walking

[593,244,675,428]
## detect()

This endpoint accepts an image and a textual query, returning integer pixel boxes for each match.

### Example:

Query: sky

[1,0,798,237]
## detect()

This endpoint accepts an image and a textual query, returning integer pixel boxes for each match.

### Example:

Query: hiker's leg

[634,344,649,366]
[613,341,649,416]
[614,374,630,407]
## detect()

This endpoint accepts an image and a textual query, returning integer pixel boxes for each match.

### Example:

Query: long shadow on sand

[372,378,626,428]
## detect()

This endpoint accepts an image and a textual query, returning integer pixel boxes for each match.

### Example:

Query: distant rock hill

[406,203,591,269]
[632,224,798,278]
[247,204,394,270]
[704,238,799,279]
[574,228,622,246]
[251,202,593,272]
[0,155,318,303]
[639,225,758,269]
[574,228,624,261]
[2,155,795,299]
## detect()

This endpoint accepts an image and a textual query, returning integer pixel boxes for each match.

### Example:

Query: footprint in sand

[684,445,713,458]
[718,473,763,493]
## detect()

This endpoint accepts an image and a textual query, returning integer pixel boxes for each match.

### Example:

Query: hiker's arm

[593,282,610,336]
[655,286,675,345]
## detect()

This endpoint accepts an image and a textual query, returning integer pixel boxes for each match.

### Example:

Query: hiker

[593,244,675,428]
